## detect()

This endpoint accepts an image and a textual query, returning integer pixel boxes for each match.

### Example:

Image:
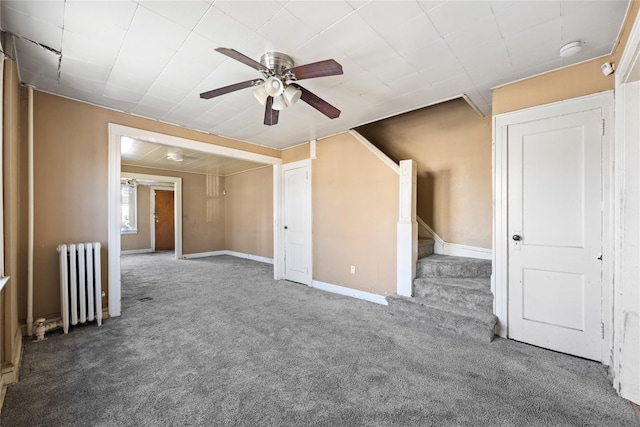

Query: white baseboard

[441,243,492,260]
[183,250,273,265]
[182,251,227,259]
[311,280,388,306]
[121,249,153,255]
[416,216,492,260]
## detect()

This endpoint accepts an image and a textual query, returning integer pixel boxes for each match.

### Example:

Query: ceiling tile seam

[285,3,359,39]
[138,2,213,32]
[102,3,142,91]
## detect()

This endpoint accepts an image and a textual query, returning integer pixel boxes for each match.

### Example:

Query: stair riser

[414,287,493,313]
[413,277,491,292]
[418,244,434,259]
[387,298,497,343]
[416,263,491,278]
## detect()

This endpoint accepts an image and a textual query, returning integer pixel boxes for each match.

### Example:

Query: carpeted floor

[1,253,637,426]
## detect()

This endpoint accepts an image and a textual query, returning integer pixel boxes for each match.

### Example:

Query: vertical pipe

[26,85,34,336]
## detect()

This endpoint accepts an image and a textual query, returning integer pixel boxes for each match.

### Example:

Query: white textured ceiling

[0,0,630,149]
[120,137,265,175]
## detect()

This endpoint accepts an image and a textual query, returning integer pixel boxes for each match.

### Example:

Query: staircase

[387,241,498,342]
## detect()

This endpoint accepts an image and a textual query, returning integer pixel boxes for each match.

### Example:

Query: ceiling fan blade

[290,83,341,119]
[199,79,263,99]
[286,59,343,80]
[215,47,268,72]
[264,96,279,126]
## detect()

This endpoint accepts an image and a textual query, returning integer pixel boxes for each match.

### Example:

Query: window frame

[120,181,138,234]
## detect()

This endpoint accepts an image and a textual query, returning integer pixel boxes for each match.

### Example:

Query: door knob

[512,234,521,241]
[284,226,288,230]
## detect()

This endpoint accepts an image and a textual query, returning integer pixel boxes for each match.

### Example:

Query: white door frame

[149,184,176,252]
[275,159,313,285]
[108,124,282,317]
[119,173,180,254]
[492,91,614,364]
[613,10,640,402]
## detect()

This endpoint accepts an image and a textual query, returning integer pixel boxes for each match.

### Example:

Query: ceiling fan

[200,48,343,126]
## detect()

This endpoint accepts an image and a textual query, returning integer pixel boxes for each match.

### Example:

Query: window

[121,181,137,233]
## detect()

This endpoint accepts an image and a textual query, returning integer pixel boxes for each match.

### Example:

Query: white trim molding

[348,129,400,174]
[397,160,417,296]
[183,250,273,264]
[492,91,614,354]
[121,249,153,255]
[416,216,492,260]
[613,9,640,404]
[311,280,388,306]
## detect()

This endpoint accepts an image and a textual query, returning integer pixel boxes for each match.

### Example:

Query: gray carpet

[1,253,636,426]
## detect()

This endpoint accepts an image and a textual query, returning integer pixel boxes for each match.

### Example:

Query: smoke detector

[559,41,583,58]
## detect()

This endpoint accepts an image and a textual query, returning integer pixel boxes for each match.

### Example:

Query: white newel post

[397,160,417,297]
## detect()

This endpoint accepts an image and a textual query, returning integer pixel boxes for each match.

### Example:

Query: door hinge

[600,322,605,339]
[601,118,605,136]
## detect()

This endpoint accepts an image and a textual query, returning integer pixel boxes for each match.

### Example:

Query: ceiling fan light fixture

[264,76,284,97]
[272,94,288,111]
[253,85,269,105]
[167,151,184,162]
[284,85,302,105]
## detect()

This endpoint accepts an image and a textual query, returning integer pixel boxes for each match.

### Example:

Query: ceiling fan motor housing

[260,52,295,78]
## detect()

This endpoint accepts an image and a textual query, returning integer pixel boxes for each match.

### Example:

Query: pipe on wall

[26,85,34,336]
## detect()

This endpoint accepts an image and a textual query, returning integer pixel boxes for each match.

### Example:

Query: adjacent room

[0,1,638,424]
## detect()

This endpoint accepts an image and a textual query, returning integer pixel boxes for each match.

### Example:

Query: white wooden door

[507,109,603,361]
[284,163,311,285]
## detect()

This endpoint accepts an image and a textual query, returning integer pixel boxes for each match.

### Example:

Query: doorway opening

[151,186,175,253]
[120,173,182,257]
[108,124,282,318]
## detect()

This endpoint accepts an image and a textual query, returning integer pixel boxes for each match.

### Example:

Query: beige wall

[31,91,279,320]
[2,59,24,384]
[225,167,274,258]
[121,165,226,255]
[282,143,310,164]
[358,98,492,248]
[313,133,398,295]
[120,184,151,251]
[493,1,639,115]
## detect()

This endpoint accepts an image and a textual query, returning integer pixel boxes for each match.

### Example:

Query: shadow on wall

[418,169,450,234]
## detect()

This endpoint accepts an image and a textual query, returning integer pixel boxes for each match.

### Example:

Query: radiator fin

[57,242,103,333]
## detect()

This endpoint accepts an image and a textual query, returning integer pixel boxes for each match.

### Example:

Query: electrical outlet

[350,265,356,274]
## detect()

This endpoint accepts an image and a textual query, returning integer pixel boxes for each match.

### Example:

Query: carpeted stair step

[386,294,498,342]
[417,254,491,278]
[418,237,435,259]
[413,278,494,313]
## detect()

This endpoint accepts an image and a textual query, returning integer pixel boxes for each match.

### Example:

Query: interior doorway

[493,91,613,364]
[283,159,312,285]
[151,187,175,252]
[108,124,282,318]
[506,108,603,361]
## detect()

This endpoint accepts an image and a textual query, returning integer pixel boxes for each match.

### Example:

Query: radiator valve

[34,318,63,342]
[34,318,47,341]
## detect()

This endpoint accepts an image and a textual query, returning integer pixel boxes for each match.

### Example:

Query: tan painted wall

[121,166,226,255]
[282,143,310,164]
[313,133,398,295]
[493,1,639,115]
[2,59,24,378]
[120,184,151,251]
[224,167,273,258]
[31,91,278,319]
[358,98,492,248]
